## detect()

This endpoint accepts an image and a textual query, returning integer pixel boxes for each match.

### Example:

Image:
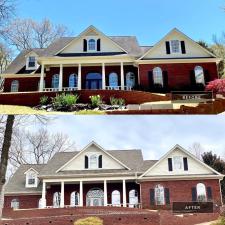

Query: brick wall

[139,62,218,90]
[140,179,222,209]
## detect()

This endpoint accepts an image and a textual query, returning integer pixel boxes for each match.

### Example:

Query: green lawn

[0,105,106,115]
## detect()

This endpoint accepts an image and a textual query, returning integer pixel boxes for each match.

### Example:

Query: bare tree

[9,128,75,169]
[189,142,205,160]
[0,0,15,27]
[0,42,12,72]
[2,18,69,51]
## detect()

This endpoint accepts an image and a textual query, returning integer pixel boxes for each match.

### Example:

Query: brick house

[3,141,224,214]
[1,26,220,93]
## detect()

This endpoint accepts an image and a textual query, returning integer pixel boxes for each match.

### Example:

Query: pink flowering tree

[205,79,225,93]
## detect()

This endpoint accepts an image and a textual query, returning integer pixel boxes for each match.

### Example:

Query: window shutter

[148,71,154,88]
[99,155,102,168]
[183,157,188,171]
[207,187,212,201]
[181,41,186,54]
[204,70,210,84]
[163,71,168,90]
[150,189,155,206]
[97,39,101,51]
[83,39,87,52]
[165,188,170,205]
[190,70,196,86]
[192,187,197,202]
[85,155,88,169]
[166,41,171,54]
[168,158,173,171]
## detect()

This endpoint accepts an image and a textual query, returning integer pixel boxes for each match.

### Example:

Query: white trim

[26,55,39,70]
[170,40,181,54]
[139,144,224,178]
[139,28,217,60]
[24,168,39,175]
[55,25,128,55]
[56,141,131,173]
[1,74,42,78]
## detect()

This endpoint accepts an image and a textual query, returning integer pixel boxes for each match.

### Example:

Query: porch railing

[62,87,78,91]
[106,86,132,91]
[43,88,60,92]
[42,87,132,92]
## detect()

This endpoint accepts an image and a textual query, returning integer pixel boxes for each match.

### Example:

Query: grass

[0,105,106,115]
[212,217,225,225]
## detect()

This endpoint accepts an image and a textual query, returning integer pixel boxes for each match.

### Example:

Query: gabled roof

[56,141,132,172]
[139,28,217,60]
[140,144,223,178]
[24,167,39,175]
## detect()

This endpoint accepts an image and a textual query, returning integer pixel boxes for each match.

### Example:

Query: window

[53,192,61,208]
[109,72,118,87]
[28,173,36,185]
[155,185,165,205]
[69,74,78,88]
[153,67,163,85]
[11,80,19,92]
[71,191,80,206]
[194,66,205,85]
[28,56,36,68]
[88,39,96,51]
[129,190,138,208]
[52,74,59,88]
[89,154,98,169]
[112,190,121,206]
[126,72,135,88]
[170,40,180,53]
[173,156,183,170]
[11,199,19,209]
[197,183,207,202]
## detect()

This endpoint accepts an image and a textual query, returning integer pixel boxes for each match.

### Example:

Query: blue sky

[26,116,225,160]
[16,0,225,45]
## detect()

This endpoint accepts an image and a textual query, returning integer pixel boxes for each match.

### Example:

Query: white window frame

[196,183,207,202]
[87,38,97,52]
[170,40,181,54]
[25,170,38,188]
[173,156,183,171]
[153,67,163,85]
[26,55,38,70]
[194,66,205,85]
[155,185,165,206]
[89,154,99,169]
[11,80,19,92]
[11,199,19,210]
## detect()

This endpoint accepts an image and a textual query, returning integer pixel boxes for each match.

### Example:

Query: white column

[78,64,82,90]
[59,64,63,91]
[39,64,45,92]
[104,180,108,206]
[123,179,127,207]
[41,181,46,208]
[120,62,125,90]
[79,181,83,207]
[102,63,106,90]
[60,181,64,208]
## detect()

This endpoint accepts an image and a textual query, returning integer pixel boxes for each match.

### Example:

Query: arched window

[109,72,118,87]
[194,66,205,84]
[155,185,165,205]
[86,188,104,206]
[197,183,207,202]
[88,39,96,51]
[129,190,138,208]
[153,67,163,85]
[89,154,98,169]
[126,72,135,88]
[53,192,61,208]
[52,74,59,88]
[69,74,78,88]
[11,199,19,209]
[71,191,80,206]
[112,190,121,206]
[11,80,19,92]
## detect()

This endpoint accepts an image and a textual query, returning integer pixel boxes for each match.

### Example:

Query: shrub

[89,95,102,108]
[74,217,103,225]
[40,96,49,105]
[110,97,125,106]
[212,217,225,225]
[206,79,225,94]
[52,93,79,108]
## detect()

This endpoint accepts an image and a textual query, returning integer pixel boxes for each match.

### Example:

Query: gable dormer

[24,168,39,188]
[56,141,130,172]
[25,52,39,70]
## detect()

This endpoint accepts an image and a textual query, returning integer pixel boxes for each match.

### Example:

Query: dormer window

[170,40,180,53]
[88,39,96,51]
[85,154,103,169]
[90,154,98,169]
[25,169,38,188]
[168,156,188,171]
[26,56,37,70]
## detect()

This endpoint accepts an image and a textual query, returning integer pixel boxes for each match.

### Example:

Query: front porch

[41,179,141,209]
[39,62,138,92]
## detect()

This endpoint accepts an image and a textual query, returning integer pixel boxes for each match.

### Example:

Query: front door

[86,188,104,207]
[86,73,102,90]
